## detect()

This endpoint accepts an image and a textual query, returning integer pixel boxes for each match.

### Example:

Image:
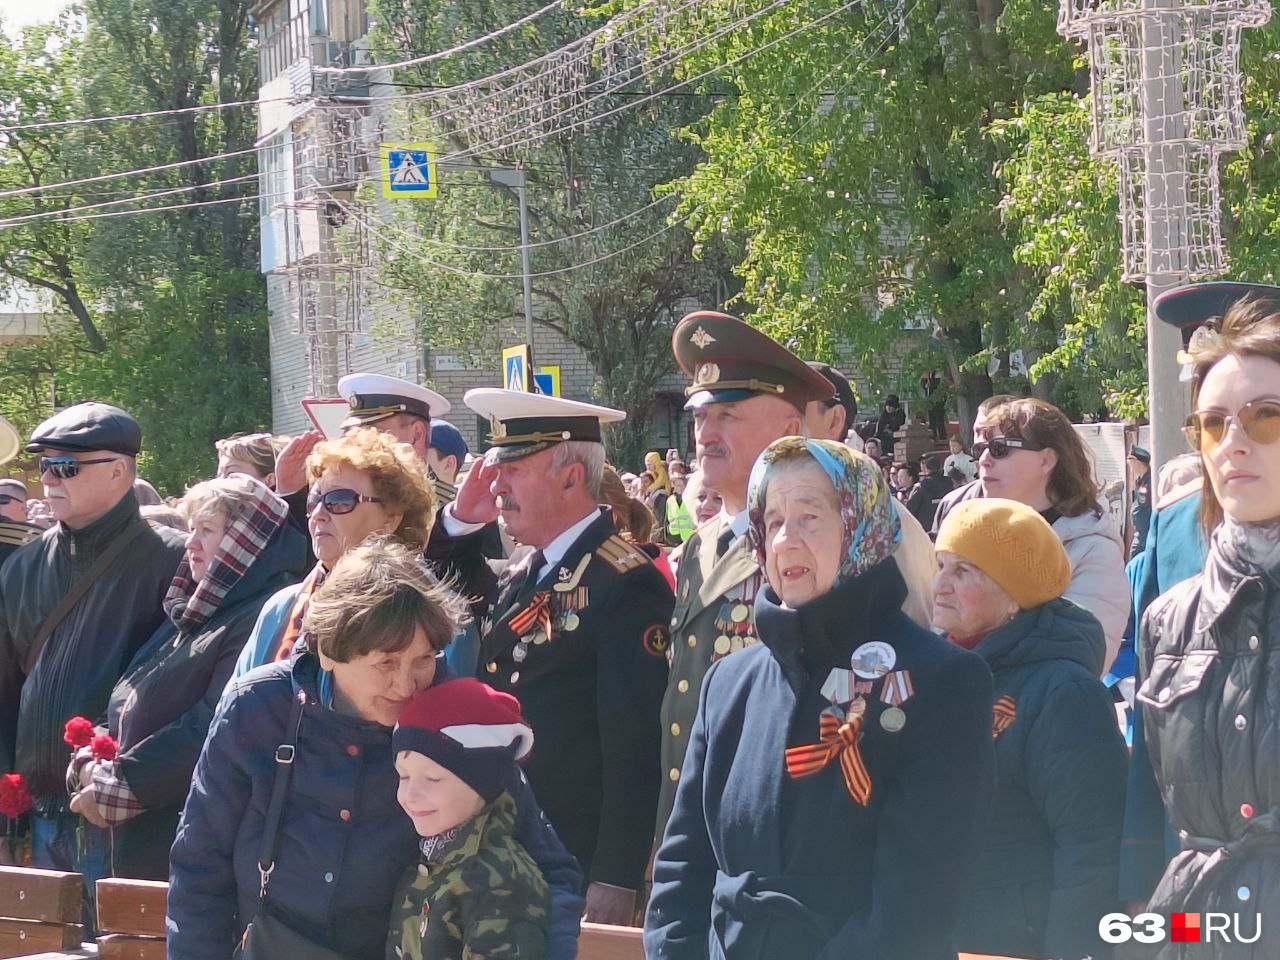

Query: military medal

[851,641,896,679]
[880,706,906,733]
[822,703,846,722]
[562,613,580,632]
[879,670,914,706]
[714,635,732,656]
[731,603,749,623]
[512,643,528,663]
[848,696,867,718]
[820,668,852,704]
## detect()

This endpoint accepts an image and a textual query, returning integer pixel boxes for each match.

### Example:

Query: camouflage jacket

[387,791,551,960]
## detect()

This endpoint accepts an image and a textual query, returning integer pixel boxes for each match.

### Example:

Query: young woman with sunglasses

[1137,295,1280,954]
[228,427,437,679]
[969,398,1129,673]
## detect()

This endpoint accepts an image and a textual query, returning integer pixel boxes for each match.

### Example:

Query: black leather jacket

[0,492,185,804]
[1139,539,1280,956]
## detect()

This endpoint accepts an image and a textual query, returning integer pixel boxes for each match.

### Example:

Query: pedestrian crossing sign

[380,142,438,199]
[502,344,531,392]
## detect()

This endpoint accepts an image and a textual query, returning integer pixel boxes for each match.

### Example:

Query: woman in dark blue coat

[645,438,995,960]
[167,538,583,960]
[934,498,1127,960]
[68,476,307,880]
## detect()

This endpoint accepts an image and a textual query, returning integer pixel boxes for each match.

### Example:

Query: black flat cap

[27,402,141,456]
[672,311,836,413]
[807,361,858,425]
[1129,445,1150,464]
[1154,281,1280,344]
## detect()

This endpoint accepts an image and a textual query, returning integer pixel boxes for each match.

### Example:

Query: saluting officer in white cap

[444,387,672,926]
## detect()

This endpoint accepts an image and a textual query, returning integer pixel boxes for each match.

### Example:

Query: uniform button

[671,723,681,737]
[1241,803,1255,818]
[677,680,689,693]
[670,616,678,628]
[339,809,351,822]
[486,662,497,674]
[1250,635,1260,650]
[324,872,334,884]
[510,671,521,684]
[668,768,680,782]
[346,744,359,757]
[1235,713,1248,731]
[687,634,697,648]
[1238,885,1251,901]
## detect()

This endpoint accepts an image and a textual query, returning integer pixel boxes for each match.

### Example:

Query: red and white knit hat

[392,679,533,802]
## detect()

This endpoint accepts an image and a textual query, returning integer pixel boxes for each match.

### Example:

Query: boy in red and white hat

[388,679,550,960]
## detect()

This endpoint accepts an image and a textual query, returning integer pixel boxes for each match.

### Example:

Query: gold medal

[714,635,732,655]
[532,630,549,646]
[730,635,744,653]
[743,635,757,648]
[880,706,906,733]
[731,603,750,623]
[485,662,497,674]
[563,613,580,631]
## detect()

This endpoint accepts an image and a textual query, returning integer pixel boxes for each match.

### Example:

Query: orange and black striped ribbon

[992,695,1017,739]
[509,591,553,640]
[784,712,872,805]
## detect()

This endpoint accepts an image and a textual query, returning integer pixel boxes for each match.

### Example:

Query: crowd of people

[0,281,1276,960]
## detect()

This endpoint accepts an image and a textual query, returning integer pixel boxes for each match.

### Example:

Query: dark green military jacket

[387,792,550,960]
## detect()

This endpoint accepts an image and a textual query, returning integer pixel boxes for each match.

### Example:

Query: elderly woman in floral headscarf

[67,476,307,880]
[645,438,995,960]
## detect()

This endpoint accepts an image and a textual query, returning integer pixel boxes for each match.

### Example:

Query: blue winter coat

[953,598,1127,960]
[167,648,584,960]
[645,561,995,960]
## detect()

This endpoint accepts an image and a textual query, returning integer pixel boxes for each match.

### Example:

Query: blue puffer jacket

[167,648,583,960]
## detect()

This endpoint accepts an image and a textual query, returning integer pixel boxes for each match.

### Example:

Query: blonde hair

[214,432,285,480]
[182,475,271,523]
[304,537,466,662]
[305,427,436,550]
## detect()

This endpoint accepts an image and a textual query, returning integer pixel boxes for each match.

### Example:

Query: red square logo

[1172,913,1201,943]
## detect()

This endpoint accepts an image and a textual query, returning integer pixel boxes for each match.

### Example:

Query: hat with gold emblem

[673,311,837,412]
[465,388,625,465]
[337,372,450,430]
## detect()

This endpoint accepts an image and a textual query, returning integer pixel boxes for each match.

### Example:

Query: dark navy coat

[104,521,308,879]
[645,561,995,960]
[167,649,584,960]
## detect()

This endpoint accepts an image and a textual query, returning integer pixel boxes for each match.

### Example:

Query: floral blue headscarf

[747,437,901,585]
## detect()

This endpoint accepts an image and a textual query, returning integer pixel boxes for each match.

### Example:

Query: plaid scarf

[163,479,290,633]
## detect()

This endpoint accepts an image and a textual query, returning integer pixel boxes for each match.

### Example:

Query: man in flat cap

[0,403,185,913]
[274,372,500,619]
[1128,444,1152,557]
[446,388,672,925]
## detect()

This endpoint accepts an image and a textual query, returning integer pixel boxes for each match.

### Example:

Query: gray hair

[547,440,605,498]
[181,475,271,524]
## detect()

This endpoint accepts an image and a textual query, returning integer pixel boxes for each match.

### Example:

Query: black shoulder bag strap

[24,520,149,675]
[256,692,306,904]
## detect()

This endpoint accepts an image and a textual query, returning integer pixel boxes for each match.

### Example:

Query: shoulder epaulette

[0,523,38,547]
[595,534,653,574]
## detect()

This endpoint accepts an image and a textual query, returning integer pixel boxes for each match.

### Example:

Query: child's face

[396,751,486,837]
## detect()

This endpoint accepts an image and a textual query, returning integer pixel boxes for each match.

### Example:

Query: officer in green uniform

[450,388,672,925]
[656,312,837,840]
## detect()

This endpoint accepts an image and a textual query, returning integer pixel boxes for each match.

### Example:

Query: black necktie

[513,549,545,601]
[716,526,736,559]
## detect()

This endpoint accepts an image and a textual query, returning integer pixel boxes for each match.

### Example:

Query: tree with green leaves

[0,0,269,493]
[362,0,734,465]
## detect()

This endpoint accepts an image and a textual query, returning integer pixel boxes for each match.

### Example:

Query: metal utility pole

[1058,0,1269,471]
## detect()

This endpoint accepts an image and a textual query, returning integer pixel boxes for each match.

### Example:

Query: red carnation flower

[63,716,95,749]
[90,733,119,762]
[0,773,32,820]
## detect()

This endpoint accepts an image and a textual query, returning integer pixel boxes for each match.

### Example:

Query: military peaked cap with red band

[672,310,838,412]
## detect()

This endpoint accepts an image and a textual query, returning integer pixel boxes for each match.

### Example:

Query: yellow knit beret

[935,498,1071,610]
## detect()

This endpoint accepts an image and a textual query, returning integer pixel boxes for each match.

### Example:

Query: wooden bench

[1,869,1029,960]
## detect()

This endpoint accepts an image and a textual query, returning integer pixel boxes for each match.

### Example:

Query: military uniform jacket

[479,507,672,889]
[658,514,764,840]
[387,793,549,960]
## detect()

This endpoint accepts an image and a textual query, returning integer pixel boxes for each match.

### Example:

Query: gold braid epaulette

[595,534,652,574]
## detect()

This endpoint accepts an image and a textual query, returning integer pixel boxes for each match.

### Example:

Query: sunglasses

[972,437,1041,460]
[0,494,21,505]
[39,456,117,479]
[1184,400,1280,451]
[306,486,384,516]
